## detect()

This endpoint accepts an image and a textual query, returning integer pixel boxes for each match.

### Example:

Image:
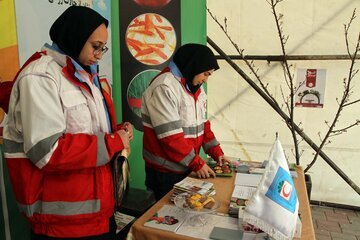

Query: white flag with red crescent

[243,139,299,240]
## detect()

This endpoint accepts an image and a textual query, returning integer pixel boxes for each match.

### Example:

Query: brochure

[234,173,262,187]
[231,185,256,201]
[174,176,214,192]
[144,205,187,232]
[176,213,239,239]
[144,205,243,239]
[114,211,135,233]
[172,177,215,201]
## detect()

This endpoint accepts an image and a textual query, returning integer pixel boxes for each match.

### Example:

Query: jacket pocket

[180,96,196,126]
[60,90,92,133]
[197,92,207,122]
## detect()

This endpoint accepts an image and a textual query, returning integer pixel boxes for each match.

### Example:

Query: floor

[311,205,360,240]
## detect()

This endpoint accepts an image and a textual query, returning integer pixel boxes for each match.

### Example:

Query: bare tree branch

[207,3,360,194]
[332,120,360,134]
[207,8,280,108]
[343,98,360,107]
[305,9,360,172]
[269,0,301,164]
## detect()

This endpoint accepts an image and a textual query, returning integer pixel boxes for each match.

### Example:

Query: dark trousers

[145,166,190,201]
[31,216,116,240]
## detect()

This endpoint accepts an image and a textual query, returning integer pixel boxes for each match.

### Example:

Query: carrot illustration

[127,38,146,47]
[130,29,154,36]
[145,14,154,31]
[154,27,165,40]
[135,48,154,58]
[147,43,165,48]
[140,59,161,65]
[126,40,142,52]
[152,47,167,60]
[156,26,173,31]
[154,14,162,23]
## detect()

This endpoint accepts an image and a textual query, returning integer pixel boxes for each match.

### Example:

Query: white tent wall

[206,0,360,206]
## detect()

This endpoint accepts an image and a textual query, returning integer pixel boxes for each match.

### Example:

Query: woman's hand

[218,155,231,166]
[116,129,130,151]
[196,164,216,179]
[120,122,133,140]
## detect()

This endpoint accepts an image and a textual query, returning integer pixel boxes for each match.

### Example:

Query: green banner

[111,0,206,189]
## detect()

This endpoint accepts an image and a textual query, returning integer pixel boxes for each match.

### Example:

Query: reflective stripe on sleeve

[154,120,182,136]
[143,149,190,172]
[203,139,220,153]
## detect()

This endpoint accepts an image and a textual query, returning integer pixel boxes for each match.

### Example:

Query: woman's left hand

[218,155,231,166]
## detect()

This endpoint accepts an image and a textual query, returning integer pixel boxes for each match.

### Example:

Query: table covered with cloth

[127,166,315,240]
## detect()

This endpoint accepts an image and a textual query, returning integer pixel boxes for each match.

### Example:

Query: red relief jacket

[3,45,124,238]
[141,67,224,174]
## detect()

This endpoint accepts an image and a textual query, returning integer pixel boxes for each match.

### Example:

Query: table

[128,166,315,240]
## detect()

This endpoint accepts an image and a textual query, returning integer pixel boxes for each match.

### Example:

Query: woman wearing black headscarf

[141,43,231,200]
[4,6,133,239]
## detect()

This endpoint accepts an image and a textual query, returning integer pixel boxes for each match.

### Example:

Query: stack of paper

[114,211,136,233]
[227,172,262,218]
[234,173,262,187]
[171,177,215,201]
[229,185,257,218]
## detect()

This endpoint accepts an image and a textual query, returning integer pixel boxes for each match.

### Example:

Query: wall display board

[0,0,19,137]
[14,0,113,83]
[115,0,206,189]
[0,1,29,239]
[119,0,181,130]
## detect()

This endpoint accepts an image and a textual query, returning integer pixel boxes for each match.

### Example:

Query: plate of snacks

[209,163,233,177]
[174,192,220,214]
[174,192,220,226]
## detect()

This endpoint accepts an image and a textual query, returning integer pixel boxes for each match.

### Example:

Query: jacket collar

[169,61,202,99]
[42,43,99,95]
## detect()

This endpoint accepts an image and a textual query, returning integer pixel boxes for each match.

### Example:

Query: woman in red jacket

[141,44,231,200]
[4,6,132,239]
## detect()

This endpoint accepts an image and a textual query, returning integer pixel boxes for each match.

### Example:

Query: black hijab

[50,6,108,64]
[173,43,219,94]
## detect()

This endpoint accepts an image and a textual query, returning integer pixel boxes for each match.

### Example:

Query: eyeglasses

[93,45,108,55]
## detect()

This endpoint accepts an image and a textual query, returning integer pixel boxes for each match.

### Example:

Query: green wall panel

[111,0,122,120]
[181,0,207,45]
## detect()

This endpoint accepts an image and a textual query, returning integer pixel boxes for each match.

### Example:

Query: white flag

[243,139,299,240]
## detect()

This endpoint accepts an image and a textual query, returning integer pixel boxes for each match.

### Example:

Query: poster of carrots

[119,0,180,130]
[0,0,19,137]
[126,13,176,65]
